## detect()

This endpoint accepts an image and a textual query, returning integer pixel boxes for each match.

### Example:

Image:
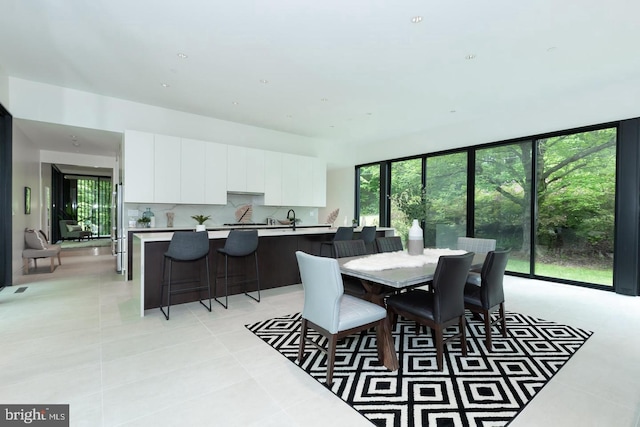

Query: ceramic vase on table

[407,219,424,255]
[196,224,206,232]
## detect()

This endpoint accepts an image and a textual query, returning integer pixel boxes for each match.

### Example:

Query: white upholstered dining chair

[295,251,388,385]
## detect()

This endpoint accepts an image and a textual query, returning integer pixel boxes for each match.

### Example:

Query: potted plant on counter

[191,214,211,232]
[137,216,151,228]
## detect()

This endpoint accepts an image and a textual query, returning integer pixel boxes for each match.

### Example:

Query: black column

[613,118,640,296]
[0,103,12,287]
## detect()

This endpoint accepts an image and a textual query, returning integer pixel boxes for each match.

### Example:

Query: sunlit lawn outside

[507,258,613,286]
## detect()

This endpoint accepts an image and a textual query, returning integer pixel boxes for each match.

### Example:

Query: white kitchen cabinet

[263,151,283,206]
[226,145,246,192]
[296,156,314,207]
[281,153,300,206]
[227,146,265,193]
[204,142,227,204]
[246,148,265,193]
[311,157,327,207]
[180,138,206,204]
[123,130,154,203]
[153,134,181,203]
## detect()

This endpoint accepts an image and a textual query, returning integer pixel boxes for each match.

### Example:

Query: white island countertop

[134,226,395,242]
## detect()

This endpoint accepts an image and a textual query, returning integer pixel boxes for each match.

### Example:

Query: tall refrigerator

[112,184,126,274]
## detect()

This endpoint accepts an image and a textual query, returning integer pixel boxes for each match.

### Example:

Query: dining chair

[320,226,354,257]
[160,231,212,320]
[358,226,377,254]
[214,229,260,309]
[385,252,475,371]
[295,251,388,385]
[464,249,510,349]
[457,237,496,272]
[332,239,368,298]
[375,236,404,253]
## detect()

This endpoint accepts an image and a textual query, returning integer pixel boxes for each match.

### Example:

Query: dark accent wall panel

[0,104,12,287]
[613,118,640,296]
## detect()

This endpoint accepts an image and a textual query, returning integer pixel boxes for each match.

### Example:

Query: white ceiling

[2,0,640,159]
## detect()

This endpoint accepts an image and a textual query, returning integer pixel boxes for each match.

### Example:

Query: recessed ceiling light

[177,52,188,59]
[260,79,269,84]
[465,54,476,60]
[161,83,170,88]
[232,101,239,105]
[411,16,423,23]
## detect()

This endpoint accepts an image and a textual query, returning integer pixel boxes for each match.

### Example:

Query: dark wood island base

[132,227,392,315]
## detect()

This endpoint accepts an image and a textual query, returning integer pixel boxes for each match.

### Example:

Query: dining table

[338,249,485,305]
[337,249,485,371]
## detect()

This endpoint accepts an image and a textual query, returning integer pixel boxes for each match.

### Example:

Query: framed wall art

[24,186,31,214]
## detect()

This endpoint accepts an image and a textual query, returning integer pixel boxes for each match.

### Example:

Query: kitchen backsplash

[124,193,320,228]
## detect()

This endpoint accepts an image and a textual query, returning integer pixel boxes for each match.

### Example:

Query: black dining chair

[464,249,510,350]
[160,231,212,320]
[386,252,475,371]
[375,236,404,253]
[333,239,368,298]
[320,226,354,257]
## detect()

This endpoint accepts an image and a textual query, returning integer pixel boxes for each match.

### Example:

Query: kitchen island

[131,226,395,316]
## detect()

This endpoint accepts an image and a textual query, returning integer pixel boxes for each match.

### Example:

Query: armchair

[59,220,91,241]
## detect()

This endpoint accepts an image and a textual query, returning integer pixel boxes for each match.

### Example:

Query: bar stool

[319,226,354,257]
[359,226,377,254]
[214,229,260,309]
[160,231,212,320]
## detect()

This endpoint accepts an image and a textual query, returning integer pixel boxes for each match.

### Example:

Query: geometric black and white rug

[246,311,592,427]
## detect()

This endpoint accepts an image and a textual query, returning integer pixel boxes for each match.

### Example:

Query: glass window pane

[475,142,532,274]
[425,153,467,248]
[535,128,616,286]
[358,164,380,226]
[390,158,422,244]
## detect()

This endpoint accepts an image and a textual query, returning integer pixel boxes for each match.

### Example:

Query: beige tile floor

[1,247,639,427]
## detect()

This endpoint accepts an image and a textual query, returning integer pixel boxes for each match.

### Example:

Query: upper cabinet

[123,131,154,203]
[227,146,265,193]
[275,153,326,207]
[123,130,325,207]
[153,134,181,203]
[263,151,283,206]
[204,141,227,204]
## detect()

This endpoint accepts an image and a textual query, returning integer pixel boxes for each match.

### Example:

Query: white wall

[8,78,336,160]
[355,75,640,165]
[0,66,8,108]
[11,125,42,280]
[320,167,355,228]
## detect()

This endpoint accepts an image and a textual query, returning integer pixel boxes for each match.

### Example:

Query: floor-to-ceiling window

[475,142,532,274]
[355,122,620,291]
[65,175,112,238]
[389,158,422,243]
[357,164,381,227]
[534,128,616,286]
[425,152,467,248]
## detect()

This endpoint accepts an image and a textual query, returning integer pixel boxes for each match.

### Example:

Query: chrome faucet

[287,209,296,231]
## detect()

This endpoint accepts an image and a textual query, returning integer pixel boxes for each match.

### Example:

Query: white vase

[407,219,423,255]
[195,224,206,232]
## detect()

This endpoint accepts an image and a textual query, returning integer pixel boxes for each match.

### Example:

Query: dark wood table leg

[360,279,399,371]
